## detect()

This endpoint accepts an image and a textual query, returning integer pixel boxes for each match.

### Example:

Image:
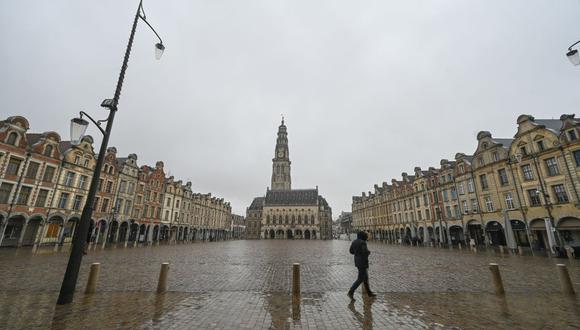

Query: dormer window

[458,164,465,174]
[536,140,545,152]
[520,146,528,156]
[492,152,499,162]
[43,145,53,157]
[478,157,484,166]
[482,142,488,150]
[84,158,89,167]
[568,129,578,141]
[74,155,80,165]
[6,132,18,146]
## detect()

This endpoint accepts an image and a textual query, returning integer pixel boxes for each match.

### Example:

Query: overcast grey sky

[1,0,579,215]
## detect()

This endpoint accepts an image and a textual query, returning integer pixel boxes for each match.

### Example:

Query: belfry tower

[271,117,291,191]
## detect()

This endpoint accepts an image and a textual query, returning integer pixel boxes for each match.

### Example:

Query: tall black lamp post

[57,0,164,305]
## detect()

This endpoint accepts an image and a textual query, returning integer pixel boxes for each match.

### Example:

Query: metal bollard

[556,264,576,295]
[489,263,505,295]
[157,263,170,293]
[85,263,101,294]
[292,263,300,300]
[518,246,524,256]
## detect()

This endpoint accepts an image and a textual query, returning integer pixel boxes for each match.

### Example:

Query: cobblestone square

[0,240,579,329]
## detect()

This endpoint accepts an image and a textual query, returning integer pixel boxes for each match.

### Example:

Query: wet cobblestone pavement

[0,240,579,329]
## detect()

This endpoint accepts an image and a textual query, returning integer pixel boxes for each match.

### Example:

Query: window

[423,194,428,205]
[443,190,449,202]
[415,196,420,207]
[467,179,475,193]
[458,183,465,195]
[6,132,18,145]
[484,196,494,212]
[462,200,469,213]
[451,187,457,200]
[83,159,89,167]
[521,164,534,181]
[527,189,541,206]
[417,210,422,220]
[58,193,70,209]
[492,152,499,162]
[128,183,135,194]
[43,166,56,182]
[74,155,80,165]
[454,205,460,218]
[16,186,32,205]
[6,157,22,176]
[35,189,49,207]
[505,193,514,210]
[78,175,88,189]
[545,158,559,176]
[445,206,452,218]
[575,150,580,167]
[552,184,569,203]
[64,172,75,187]
[479,174,488,190]
[43,145,53,157]
[0,183,14,203]
[568,130,578,141]
[425,209,430,219]
[106,181,113,193]
[25,162,40,179]
[498,169,509,186]
[520,146,528,156]
[458,164,465,174]
[124,200,132,214]
[176,200,180,208]
[536,140,545,152]
[165,210,169,220]
[98,179,104,191]
[471,199,478,212]
[72,195,83,211]
[119,181,127,193]
[478,157,484,166]
[4,223,21,239]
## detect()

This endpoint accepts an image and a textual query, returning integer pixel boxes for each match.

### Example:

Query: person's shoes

[347,292,355,301]
[366,292,377,298]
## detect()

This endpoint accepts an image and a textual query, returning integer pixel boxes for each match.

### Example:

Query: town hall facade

[245,119,332,239]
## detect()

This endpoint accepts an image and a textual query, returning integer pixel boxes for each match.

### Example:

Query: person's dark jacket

[349,231,370,268]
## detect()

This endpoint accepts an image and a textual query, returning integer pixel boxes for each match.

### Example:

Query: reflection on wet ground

[0,241,579,328]
[1,291,579,329]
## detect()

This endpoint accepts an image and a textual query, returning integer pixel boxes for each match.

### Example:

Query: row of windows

[4,157,57,182]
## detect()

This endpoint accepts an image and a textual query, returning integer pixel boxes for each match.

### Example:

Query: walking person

[347,231,376,300]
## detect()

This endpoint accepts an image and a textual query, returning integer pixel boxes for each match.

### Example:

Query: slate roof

[26,133,42,145]
[265,189,318,206]
[492,138,514,148]
[249,197,265,210]
[58,141,73,153]
[536,119,562,133]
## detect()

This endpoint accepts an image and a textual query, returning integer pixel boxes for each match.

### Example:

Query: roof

[26,133,42,145]
[249,197,265,210]
[492,138,514,148]
[265,189,318,206]
[536,119,562,133]
[58,141,72,153]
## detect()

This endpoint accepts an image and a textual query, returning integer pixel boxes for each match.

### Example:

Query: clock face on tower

[278,150,284,158]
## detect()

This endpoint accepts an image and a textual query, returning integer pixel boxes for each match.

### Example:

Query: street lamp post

[566,40,580,66]
[57,0,164,305]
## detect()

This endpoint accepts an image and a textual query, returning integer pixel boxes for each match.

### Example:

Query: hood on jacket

[356,231,368,241]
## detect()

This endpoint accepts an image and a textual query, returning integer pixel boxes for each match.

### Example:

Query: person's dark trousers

[349,267,371,294]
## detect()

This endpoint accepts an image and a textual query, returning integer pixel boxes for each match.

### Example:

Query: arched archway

[1,215,26,247]
[486,221,506,246]
[304,229,311,240]
[557,217,580,248]
[276,229,284,239]
[108,221,119,243]
[295,229,303,239]
[153,225,160,241]
[466,220,484,246]
[286,229,293,239]
[118,222,129,242]
[312,230,317,239]
[96,219,107,244]
[405,227,412,245]
[269,229,275,239]
[449,225,464,246]
[510,220,529,247]
[21,215,43,246]
[138,224,147,243]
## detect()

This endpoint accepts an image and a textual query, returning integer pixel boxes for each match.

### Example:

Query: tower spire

[271,118,291,191]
